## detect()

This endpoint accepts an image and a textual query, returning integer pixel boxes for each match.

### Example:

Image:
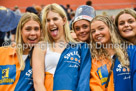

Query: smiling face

[118,13,136,39]
[91,20,111,45]
[46,11,66,41]
[73,19,90,43]
[21,19,41,46]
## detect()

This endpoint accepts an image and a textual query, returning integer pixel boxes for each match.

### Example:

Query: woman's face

[21,19,41,46]
[91,20,111,45]
[118,13,136,39]
[46,11,66,41]
[73,19,90,42]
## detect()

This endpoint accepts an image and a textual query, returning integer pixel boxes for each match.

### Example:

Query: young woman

[72,5,96,43]
[0,12,42,90]
[89,15,136,91]
[32,3,91,91]
[115,8,136,45]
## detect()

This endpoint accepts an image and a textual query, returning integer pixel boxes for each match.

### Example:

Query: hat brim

[72,15,93,30]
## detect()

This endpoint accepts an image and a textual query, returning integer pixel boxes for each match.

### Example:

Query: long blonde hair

[16,12,42,70]
[41,3,76,44]
[90,15,129,67]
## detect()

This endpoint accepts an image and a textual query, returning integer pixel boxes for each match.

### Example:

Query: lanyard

[105,55,117,88]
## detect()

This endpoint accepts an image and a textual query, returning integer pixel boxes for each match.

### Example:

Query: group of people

[0,3,136,91]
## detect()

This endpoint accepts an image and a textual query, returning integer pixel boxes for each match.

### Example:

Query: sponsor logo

[97,65,108,85]
[0,65,16,85]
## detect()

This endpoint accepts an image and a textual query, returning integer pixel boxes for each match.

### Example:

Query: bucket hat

[72,5,96,28]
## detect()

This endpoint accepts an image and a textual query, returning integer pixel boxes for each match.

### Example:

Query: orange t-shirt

[90,58,114,91]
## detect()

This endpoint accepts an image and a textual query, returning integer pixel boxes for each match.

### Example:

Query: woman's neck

[54,35,67,43]
[51,40,67,53]
[128,36,136,45]
[23,48,30,55]
[86,38,90,44]
[105,47,115,56]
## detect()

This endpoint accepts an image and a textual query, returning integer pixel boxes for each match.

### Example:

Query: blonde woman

[32,3,91,91]
[115,8,136,45]
[89,15,136,91]
[0,12,42,90]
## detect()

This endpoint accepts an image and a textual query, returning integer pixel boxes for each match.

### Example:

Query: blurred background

[0,0,136,16]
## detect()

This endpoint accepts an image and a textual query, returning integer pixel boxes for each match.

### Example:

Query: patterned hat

[72,5,96,27]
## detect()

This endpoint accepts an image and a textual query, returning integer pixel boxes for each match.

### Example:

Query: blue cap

[73,5,96,25]
[0,6,21,32]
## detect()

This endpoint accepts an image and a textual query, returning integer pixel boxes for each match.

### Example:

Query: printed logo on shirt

[0,65,16,85]
[116,64,131,80]
[25,69,33,84]
[97,65,108,85]
[116,64,130,73]
[2,68,9,78]
[64,51,81,68]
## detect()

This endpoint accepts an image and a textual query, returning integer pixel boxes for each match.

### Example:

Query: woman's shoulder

[68,42,89,48]
[33,41,47,52]
[127,45,136,59]
[127,45,136,52]
[0,46,16,55]
[0,46,15,51]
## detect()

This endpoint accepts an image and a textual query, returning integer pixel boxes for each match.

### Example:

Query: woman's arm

[132,46,136,91]
[32,42,46,91]
[76,43,91,91]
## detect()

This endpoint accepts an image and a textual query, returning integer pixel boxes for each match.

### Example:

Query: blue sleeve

[131,46,136,91]
[76,43,91,91]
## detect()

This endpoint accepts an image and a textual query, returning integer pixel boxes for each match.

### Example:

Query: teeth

[51,28,57,31]
[124,29,132,32]
[29,38,36,40]
[97,36,102,40]
[123,28,132,32]
[81,34,86,36]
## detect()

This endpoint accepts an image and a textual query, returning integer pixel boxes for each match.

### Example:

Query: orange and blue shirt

[90,45,136,91]
[0,47,34,91]
[53,43,91,91]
